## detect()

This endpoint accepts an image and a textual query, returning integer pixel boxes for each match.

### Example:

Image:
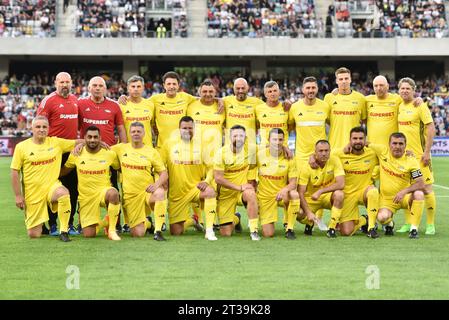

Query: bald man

[78,76,127,232]
[37,72,80,236]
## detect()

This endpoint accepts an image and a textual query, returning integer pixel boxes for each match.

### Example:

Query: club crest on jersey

[105,109,111,113]
[99,160,106,163]
[85,108,91,111]
[59,104,64,108]
[47,147,54,151]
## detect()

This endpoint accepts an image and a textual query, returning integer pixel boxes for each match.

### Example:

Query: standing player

[256,128,300,239]
[120,75,155,146]
[78,76,127,232]
[10,116,80,242]
[255,81,289,146]
[160,116,218,241]
[325,67,366,149]
[297,140,345,238]
[61,126,121,240]
[396,78,436,235]
[36,72,80,236]
[367,133,425,239]
[187,79,225,167]
[112,122,168,240]
[223,78,263,147]
[333,127,379,237]
[288,76,330,163]
[214,125,261,240]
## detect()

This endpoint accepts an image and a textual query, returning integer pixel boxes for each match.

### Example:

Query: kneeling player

[368,133,425,239]
[61,126,122,241]
[214,125,261,241]
[113,122,168,240]
[257,128,300,239]
[298,140,345,238]
[161,116,218,240]
[334,127,379,237]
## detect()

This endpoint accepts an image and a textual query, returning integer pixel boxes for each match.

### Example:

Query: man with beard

[61,126,122,241]
[37,72,80,236]
[160,116,218,240]
[214,125,261,240]
[333,127,379,237]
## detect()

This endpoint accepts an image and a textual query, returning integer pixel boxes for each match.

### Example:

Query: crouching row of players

[11,115,427,242]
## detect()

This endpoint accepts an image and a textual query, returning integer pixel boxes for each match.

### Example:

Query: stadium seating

[0,0,56,37]
[207,0,322,38]
[2,71,448,137]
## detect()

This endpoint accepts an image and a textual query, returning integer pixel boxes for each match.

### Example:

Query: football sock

[57,195,71,233]
[204,198,217,231]
[108,203,120,234]
[425,193,436,225]
[287,199,300,231]
[328,207,342,229]
[366,188,379,230]
[154,199,167,232]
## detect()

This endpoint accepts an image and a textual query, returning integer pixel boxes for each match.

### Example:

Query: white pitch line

[434,184,449,190]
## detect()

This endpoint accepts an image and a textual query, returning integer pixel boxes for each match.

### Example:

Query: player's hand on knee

[197,181,209,191]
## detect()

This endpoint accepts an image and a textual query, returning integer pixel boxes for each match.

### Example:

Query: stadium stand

[2,70,448,137]
[0,0,57,37]
[206,0,322,38]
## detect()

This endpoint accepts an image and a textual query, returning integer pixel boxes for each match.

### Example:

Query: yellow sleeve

[151,149,166,173]
[331,155,345,176]
[288,105,296,125]
[110,151,120,170]
[369,143,388,156]
[186,92,197,105]
[56,137,76,153]
[10,143,24,171]
[323,93,332,106]
[419,103,433,125]
[64,153,77,169]
[213,149,224,171]
[288,159,298,179]
[360,95,367,120]
[299,167,310,186]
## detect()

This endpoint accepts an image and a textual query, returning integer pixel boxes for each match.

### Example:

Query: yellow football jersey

[223,95,262,143]
[149,92,196,147]
[333,147,378,195]
[10,137,75,203]
[325,90,366,149]
[366,93,402,146]
[187,100,225,146]
[398,102,433,157]
[112,143,166,197]
[369,144,422,198]
[214,144,256,197]
[255,102,289,146]
[160,137,211,200]
[288,98,330,161]
[256,147,297,199]
[64,148,120,200]
[299,155,345,197]
[120,99,154,146]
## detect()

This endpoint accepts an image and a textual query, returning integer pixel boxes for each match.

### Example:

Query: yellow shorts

[123,192,153,228]
[379,194,411,215]
[258,196,285,225]
[217,190,244,225]
[340,190,365,223]
[420,161,434,185]
[79,187,114,228]
[306,193,333,213]
[24,181,62,230]
[168,187,200,224]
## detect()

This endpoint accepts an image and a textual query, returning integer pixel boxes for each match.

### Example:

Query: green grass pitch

[1,156,448,299]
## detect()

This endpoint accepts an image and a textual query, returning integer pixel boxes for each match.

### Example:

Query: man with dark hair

[160,116,218,240]
[256,128,299,239]
[214,125,261,240]
[297,140,345,238]
[333,126,378,237]
[365,132,425,239]
[61,125,121,241]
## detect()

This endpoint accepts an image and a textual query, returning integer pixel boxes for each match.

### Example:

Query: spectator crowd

[2,70,449,137]
[0,0,56,37]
